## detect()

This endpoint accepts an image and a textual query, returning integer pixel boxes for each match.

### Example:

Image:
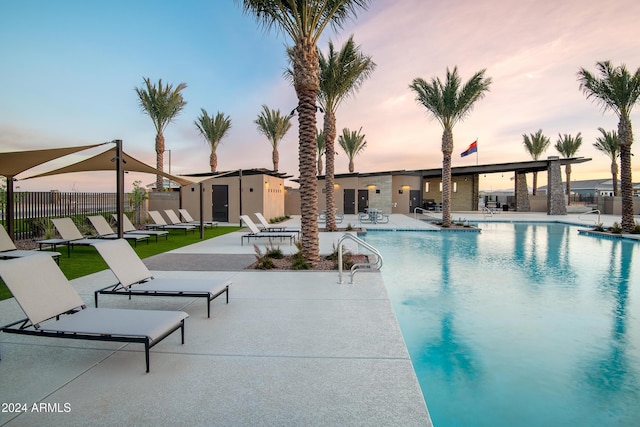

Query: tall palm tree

[135,77,187,191]
[254,105,292,171]
[410,67,492,227]
[240,0,371,263]
[318,35,376,231]
[522,129,551,196]
[194,109,232,172]
[593,127,620,196]
[338,127,367,173]
[316,129,325,175]
[555,132,583,205]
[578,61,640,232]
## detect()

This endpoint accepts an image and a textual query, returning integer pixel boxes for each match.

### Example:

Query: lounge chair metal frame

[87,215,150,246]
[146,211,195,234]
[253,212,300,236]
[1,309,185,373]
[0,255,188,372]
[92,239,230,318]
[177,208,219,228]
[112,214,169,242]
[239,215,298,246]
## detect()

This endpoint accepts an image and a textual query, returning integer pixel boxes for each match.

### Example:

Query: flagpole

[476,138,478,165]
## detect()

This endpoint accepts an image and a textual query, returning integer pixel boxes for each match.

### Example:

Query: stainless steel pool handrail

[482,206,495,218]
[337,233,383,284]
[578,209,601,225]
[413,207,428,220]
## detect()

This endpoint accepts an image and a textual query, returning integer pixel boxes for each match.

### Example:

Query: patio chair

[178,208,218,228]
[37,217,98,257]
[146,211,195,234]
[254,212,300,235]
[87,215,150,246]
[112,214,169,242]
[164,209,210,229]
[0,225,61,263]
[0,255,188,372]
[239,215,297,246]
[92,239,230,318]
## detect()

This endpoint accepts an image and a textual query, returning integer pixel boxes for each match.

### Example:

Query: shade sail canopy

[23,147,193,186]
[0,143,107,178]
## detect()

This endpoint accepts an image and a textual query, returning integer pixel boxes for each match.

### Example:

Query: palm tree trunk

[565,164,572,205]
[292,39,320,263]
[210,151,217,173]
[272,148,279,172]
[317,157,323,175]
[619,116,634,232]
[155,132,165,192]
[348,160,354,173]
[441,129,453,227]
[532,172,538,196]
[324,111,337,231]
[611,160,619,196]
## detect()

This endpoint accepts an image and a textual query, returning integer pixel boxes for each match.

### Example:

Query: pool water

[363,223,640,427]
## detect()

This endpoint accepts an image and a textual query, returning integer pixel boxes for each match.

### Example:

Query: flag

[460,140,478,157]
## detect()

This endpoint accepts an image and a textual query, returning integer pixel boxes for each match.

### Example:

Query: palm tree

[578,61,640,232]
[316,129,325,175]
[240,0,372,263]
[522,129,551,196]
[410,67,492,227]
[555,133,583,205]
[593,127,620,196]
[338,127,367,173]
[254,105,292,172]
[318,35,376,231]
[135,77,187,191]
[194,109,232,172]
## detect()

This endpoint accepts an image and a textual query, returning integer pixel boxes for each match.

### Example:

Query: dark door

[212,185,229,222]
[357,189,369,213]
[343,189,356,214]
[410,190,421,213]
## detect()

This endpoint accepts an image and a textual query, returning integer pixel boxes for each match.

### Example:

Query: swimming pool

[363,223,640,427]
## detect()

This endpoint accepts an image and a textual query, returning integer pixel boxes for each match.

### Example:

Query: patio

[0,212,622,425]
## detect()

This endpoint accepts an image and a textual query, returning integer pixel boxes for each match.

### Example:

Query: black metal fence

[1,191,133,240]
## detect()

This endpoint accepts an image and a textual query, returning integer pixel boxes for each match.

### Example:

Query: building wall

[364,175,392,212]
[422,174,476,211]
[391,176,422,214]
[148,192,180,221]
[180,174,285,224]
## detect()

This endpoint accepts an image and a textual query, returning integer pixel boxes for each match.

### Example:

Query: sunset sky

[1,0,639,193]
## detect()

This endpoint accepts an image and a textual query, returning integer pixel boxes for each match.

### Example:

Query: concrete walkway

[0,214,433,426]
[0,211,626,425]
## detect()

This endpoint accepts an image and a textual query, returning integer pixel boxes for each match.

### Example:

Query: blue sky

[2,0,640,192]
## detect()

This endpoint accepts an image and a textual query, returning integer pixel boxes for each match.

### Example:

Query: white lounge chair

[87,215,150,246]
[111,214,169,242]
[92,239,230,318]
[0,255,188,372]
[254,212,300,235]
[164,209,200,227]
[239,215,297,246]
[178,208,218,228]
[146,211,195,234]
[37,217,98,256]
[0,225,61,263]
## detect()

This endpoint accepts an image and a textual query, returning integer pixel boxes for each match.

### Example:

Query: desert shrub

[608,222,623,234]
[265,244,283,259]
[291,242,311,270]
[253,244,275,270]
[593,223,605,232]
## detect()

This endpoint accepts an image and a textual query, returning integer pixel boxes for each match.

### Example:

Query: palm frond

[194,109,232,149]
[593,127,619,160]
[554,132,583,158]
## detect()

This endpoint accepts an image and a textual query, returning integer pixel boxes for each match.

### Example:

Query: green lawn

[0,226,241,301]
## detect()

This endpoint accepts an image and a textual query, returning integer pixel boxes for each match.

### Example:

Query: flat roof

[316,157,591,180]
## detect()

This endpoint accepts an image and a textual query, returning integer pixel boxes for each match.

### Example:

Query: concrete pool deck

[0,211,628,425]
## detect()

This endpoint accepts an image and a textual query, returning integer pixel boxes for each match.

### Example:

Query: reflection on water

[364,224,640,427]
